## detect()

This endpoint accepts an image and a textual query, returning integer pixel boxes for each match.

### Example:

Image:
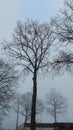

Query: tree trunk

[54,110,57,130]
[54,110,57,123]
[31,70,37,130]
[54,106,57,123]
[54,114,57,123]
[25,114,27,123]
[16,104,19,130]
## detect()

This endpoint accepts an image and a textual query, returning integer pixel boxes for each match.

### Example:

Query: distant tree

[20,92,44,123]
[13,93,22,130]
[0,59,17,125]
[51,0,73,73]
[45,88,68,123]
[4,20,55,130]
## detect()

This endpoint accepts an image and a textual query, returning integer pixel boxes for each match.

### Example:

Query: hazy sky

[0,0,64,40]
[1,0,73,129]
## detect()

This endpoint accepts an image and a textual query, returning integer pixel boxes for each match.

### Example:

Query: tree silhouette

[13,93,22,130]
[0,59,17,125]
[20,92,44,123]
[45,88,68,122]
[4,20,55,130]
[51,0,73,73]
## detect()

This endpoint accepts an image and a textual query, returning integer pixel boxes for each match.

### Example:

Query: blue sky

[1,0,73,129]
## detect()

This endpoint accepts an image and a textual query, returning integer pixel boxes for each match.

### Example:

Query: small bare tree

[0,59,17,125]
[4,20,55,130]
[20,92,31,123]
[13,93,22,130]
[45,88,68,123]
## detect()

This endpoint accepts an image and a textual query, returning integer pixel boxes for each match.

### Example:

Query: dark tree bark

[31,69,37,130]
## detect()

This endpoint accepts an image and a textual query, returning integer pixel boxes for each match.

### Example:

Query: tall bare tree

[20,92,44,123]
[4,20,55,130]
[45,88,68,123]
[0,59,17,125]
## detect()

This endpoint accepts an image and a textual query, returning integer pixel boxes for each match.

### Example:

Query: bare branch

[0,59,18,124]
[45,88,68,122]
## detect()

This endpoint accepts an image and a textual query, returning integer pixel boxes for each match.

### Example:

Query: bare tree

[4,20,55,130]
[0,59,17,125]
[53,0,73,44]
[45,88,68,123]
[13,93,22,130]
[20,92,32,123]
[20,92,44,123]
[51,0,73,73]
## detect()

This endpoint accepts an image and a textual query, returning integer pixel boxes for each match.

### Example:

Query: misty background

[0,0,73,129]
